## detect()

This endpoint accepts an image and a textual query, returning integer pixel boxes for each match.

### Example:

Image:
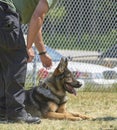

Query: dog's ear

[53,57,68,76]
[59,57,68,72]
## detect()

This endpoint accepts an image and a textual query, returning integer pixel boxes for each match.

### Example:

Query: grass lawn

[0,92,117,130]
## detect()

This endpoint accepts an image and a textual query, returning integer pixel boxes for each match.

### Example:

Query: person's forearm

[27,17,43,49]
[27,0,49,49]
[34,29,46,53]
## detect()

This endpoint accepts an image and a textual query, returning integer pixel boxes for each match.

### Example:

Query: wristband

[39,51,47,55]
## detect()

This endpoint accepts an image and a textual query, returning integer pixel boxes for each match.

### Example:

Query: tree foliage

[43,0,116,50]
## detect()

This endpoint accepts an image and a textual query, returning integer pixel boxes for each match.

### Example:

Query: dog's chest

[58,96,68,105]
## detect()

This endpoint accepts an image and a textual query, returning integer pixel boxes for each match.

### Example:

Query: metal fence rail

[22,0,117,90]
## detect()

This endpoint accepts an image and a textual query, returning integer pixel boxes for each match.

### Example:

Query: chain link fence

[22,0,117,91]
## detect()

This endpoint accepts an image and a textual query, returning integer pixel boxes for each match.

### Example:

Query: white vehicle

[67,62,117,87]
[26,45,117,87]
[112,67,117,72]
[27,61,117,87]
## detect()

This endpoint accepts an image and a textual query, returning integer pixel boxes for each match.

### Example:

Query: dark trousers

[0,2,28,118]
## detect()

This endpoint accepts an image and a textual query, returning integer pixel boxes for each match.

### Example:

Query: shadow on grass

[93,116,117,121]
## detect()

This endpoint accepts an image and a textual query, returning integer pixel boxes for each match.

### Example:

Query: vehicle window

[103,71,117,79]
[92,73,103,79]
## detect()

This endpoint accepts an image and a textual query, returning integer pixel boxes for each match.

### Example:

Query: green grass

[0,92,117,130]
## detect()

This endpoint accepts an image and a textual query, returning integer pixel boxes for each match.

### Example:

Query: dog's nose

[78,82,82,87]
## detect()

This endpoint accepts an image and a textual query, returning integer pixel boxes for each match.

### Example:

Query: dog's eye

[65,74,71,77]
[65,77,72,82]
[65,76,69,78]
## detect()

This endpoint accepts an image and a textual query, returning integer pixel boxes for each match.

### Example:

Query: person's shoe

[8,113,41,124]
[0,116,5,121]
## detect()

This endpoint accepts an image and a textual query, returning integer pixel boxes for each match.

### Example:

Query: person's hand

[26,47,35,62]
[40,53,52,68]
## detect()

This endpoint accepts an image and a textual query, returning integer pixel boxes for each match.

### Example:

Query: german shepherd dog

[25,58,91,120]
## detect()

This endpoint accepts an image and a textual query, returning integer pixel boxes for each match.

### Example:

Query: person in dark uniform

[0,0,57,123]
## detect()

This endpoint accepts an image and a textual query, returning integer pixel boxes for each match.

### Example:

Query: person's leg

[0,63,6,121]
[0,2,25,118]
[0,1,7,122]
[0,2,40,123]
[3,49,28,119]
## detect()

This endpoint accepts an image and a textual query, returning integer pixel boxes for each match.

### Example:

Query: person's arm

[34,29,52,68]
[26,0,50,64]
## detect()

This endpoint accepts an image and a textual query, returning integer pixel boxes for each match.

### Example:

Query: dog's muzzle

[64,81,82,95]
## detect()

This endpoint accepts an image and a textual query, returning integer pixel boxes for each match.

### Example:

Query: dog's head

[53,58,82,95]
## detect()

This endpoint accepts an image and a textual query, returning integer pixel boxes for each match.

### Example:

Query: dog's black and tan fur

[25,58,91,120]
